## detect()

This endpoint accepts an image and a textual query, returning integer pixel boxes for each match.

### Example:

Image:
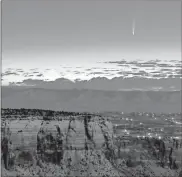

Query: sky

[2,0,181,69]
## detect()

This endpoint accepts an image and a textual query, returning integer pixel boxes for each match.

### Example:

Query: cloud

[89,72,105,75]
[3,72,19,76]
[36,74,43,77]
[2,59,181,88]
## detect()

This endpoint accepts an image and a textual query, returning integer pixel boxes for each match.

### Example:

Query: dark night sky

[2,0,181,69]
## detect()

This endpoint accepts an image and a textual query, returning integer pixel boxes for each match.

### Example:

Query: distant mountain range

[2,86,181,113]
[5,77,181,91]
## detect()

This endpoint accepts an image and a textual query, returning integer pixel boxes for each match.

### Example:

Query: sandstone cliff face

[2,115,181,177]
[2,116,122,177]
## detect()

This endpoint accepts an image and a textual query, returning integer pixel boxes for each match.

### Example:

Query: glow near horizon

[2,48,181,70]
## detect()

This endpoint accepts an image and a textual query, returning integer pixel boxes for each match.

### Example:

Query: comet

[132,19,135,35]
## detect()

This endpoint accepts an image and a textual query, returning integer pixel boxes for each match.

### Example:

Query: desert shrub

[178,170,182,177]
[126,157,135,167]
[16,150,34,166]
[8,151,16,168]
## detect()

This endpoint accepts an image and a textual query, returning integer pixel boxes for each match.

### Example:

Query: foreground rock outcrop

[2,115,124,176]
[1,112,181,177]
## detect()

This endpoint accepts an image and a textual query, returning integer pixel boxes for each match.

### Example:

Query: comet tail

[132,19,135,35]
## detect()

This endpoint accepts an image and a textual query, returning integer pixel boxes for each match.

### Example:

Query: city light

[175,121,182,125]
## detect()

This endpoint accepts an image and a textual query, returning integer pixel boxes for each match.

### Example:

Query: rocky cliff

[2,115,124,177]
[1,113,181,177]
